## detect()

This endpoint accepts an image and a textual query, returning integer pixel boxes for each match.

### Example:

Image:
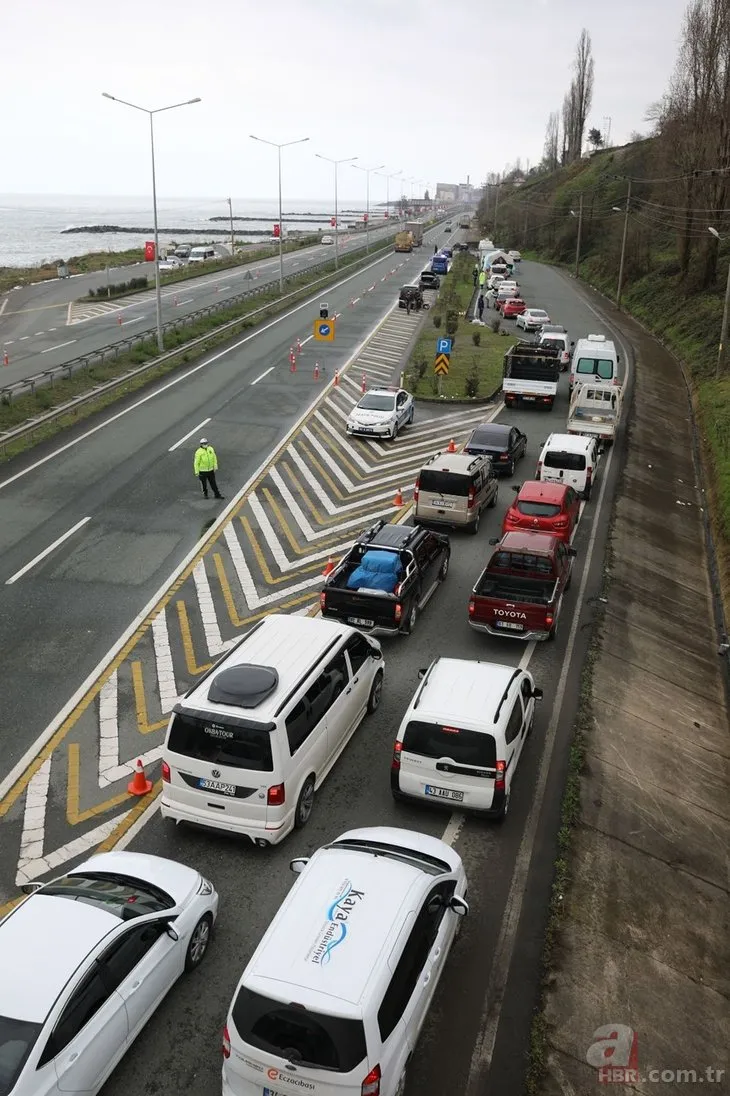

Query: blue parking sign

[437,337,452,355]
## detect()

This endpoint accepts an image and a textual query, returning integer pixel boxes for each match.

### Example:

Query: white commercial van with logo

[221,826,469,1096]
[569,334,620,392]
[161,614,384,845]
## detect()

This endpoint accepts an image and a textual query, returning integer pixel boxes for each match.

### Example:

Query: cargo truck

[406,221,424,247]
[502,342,561,410]
[395,230,414,253]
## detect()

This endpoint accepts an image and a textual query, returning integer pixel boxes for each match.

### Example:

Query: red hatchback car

[502,481,581,543]
[502,298,527,319]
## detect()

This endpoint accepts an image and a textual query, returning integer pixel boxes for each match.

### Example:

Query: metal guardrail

[0,233,414,455]
[1,231,405,406]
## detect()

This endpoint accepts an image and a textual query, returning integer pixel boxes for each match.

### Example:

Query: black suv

[319,520,450,635]
[398,285,424,310]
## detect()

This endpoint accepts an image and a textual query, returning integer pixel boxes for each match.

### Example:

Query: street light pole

[102,92,201,354]
[316,154,357,270]
[250,134,310,292]
[227,197,235,257]
[614,180,632,311]
[709,227,730,379]
[572,194,583,278]
[353,163,384,253]
[376,169,402,224]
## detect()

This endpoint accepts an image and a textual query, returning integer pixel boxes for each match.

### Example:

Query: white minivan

[536,432,599,500]
[161,614,384,846]
[222,826,469,1096]
[391,658,542,820]
[188,245,217,263]
[569,334,620,391]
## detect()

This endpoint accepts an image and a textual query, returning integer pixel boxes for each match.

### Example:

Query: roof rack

[493,668,522,724]
[413,659,439,709]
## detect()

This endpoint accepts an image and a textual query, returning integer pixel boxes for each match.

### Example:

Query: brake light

[391,741,403,771]
[613,376,619,385]
[553,518,568,529]
[161,761,170,783]
[413,478,420,502]
[319,591,326,609]
[495,760,506,792]
[361,1065,381,1096]
[222,1025,231,1059]
[394,603,402,622]
[468,597,475,616]
[545,611,554,630]
[505,509,518,523]
[267,783,285,806]
[586,467,593,486]
[467,486,476,508]
[499,452,509,461]
[542,397,551,403]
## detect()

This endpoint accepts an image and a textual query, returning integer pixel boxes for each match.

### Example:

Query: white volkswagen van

[222,826,469,1096]
[161,614,384,845]
[536,432,599,500]
[569,334,620,391]
[391,658,542,820]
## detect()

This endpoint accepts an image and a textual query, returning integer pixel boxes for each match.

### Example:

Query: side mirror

[568,547,577,557]
[570,341,575,347]
[417,667,428,679]
[511,485,520,493]
[488,537,499,545]
[617,354,620,362]
[165,923,180,942]
[21,883,42,895]
[532,687,544,701]
[290,857,310,875]
[449,895,469,917]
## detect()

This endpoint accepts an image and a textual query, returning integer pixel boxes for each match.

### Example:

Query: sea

[0,194,372,268]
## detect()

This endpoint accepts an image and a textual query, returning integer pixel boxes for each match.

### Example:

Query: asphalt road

[0,220,405,386]
[0,251,634,1095]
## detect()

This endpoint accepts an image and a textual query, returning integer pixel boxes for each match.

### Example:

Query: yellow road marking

[0,895,24,920]
[263,489,354,555]
[281,463,389,528]
[240,519,325,584]
[97,780,163,851]
[213,552,318,626]
[309,420,366,481]
[131,662,168,734]
[176,601,214,676]
[66,743,131,824]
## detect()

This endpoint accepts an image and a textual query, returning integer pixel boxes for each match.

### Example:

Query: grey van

[414,452,498,535]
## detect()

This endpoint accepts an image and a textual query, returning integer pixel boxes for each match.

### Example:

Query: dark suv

[398,285,424,310]
[419,270,441,290]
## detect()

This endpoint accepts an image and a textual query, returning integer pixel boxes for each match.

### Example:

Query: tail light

[613,376,619,385]
[391,741,403,771]
[468,598,475,617]
[467,486,476,509]
[536,461,543,478]
[161,761,170,783]
[394,603,402,622]
[222,1025,231,1059]
[494,760,506,792]
[319,591,326,609]
[553,518,568,529]
[413,478,420,502]
[542,397,552,403]
[498,452,509,462]
[504,509,518,524]
[267,783,285,806]
[362,1065,381,1096]
[545,611,555,630]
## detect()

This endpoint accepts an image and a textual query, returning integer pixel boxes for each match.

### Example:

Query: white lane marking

[5,516,91,584]
[40,339,76,355]
[0,247,405,494]
[151,612,180,715]
[4,340,13,346]
[193,560,231,657]
[34,331,45,337]
[121,316,144,326]
[19,336,29,341]
[49,328,57,332]
[175,297,195,306]
[0,298,8,318]
[251,366,274,385]
[217,285,231,291]
[168,417,211,453]
[463,316,633,1095]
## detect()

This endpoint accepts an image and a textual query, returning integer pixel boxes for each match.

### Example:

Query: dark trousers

[199,471,222,498]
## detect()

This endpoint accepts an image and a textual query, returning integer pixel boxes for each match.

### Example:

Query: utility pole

[523,205,529,247]
[493,176,501,241]
[574,193,583,278]
[717,257,730,379]
[227,197,235,257]
[616,180,631,311]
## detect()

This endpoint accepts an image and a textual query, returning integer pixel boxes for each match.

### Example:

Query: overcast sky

[2,0,689,203]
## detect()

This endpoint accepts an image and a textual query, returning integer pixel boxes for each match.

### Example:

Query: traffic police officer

[194,438,224,499]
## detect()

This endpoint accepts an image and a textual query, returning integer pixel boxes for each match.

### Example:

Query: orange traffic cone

[314,363,320,381]
[393,486,404,507]
[127,758,152,796]
[361,373,367,394]
[322,558,335,577]
[117,313,123,326]
[2,350,8,367]
[333,369,340,387]
[447,438,457,453]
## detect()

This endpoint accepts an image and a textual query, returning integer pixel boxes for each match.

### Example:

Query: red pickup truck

[468,530,576,641]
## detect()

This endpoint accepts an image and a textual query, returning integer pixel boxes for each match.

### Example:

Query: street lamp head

[101,92,114,100]
[187,97,202,105]
[612,206,621,213]
[570,210,576,217]
[708,226,721,240]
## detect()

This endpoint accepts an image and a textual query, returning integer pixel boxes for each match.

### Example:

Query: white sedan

[516,307,551,331]
[346,385,415,440]
[0,851,218,1096]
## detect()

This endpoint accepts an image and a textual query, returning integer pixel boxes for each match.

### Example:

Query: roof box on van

[207,664,279,708]
[587,334,606,342]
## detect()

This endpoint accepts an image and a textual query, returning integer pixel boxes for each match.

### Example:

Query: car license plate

[523,395,536,401]
[198,778,236,795]
[495,621,524,631]
[425,784,464,802]
[434,499,455,510]
[264,1089,284,1096]
[348,616,374,628]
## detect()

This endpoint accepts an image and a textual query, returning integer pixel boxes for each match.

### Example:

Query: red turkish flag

[273,224,281,238]
[330,217,336,227]
[144,241,155,261]
[363,213,369,223]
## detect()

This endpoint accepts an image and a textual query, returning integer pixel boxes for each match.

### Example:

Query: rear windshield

[0,1016,41,1096]
[576,356,613,378]
[39,873,174,918]
[517,501,562,518]
[544,450,586,471]
[491,552,553,574]
[403,720,496,767]
[232,988,367,1073]
[419,470,471,497]
[542,337,567,352]
[167,712,273,771]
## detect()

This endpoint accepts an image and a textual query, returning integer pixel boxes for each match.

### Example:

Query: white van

[188,245,217,264]
[536,432,599,500]
[222,826,469,1096]
[161,614,384,845]
[569,334,619,391]
[391,658,542,820]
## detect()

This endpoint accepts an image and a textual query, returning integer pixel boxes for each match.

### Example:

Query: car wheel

[584,485,592,501]
[548,618,558,642]
[389,422,398,441]
[495,790,510,823]
[408,408,414,425]
[565,567,573,591]
[469,510,481,535]
[294,775,316,828]
[185,914,213,972]
[489,485,498,508]
[367,670,384,714]
[402,600,419,634]
[439,553,450,580]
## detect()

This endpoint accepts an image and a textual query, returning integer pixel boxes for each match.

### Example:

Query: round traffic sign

[318,322,332,337]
